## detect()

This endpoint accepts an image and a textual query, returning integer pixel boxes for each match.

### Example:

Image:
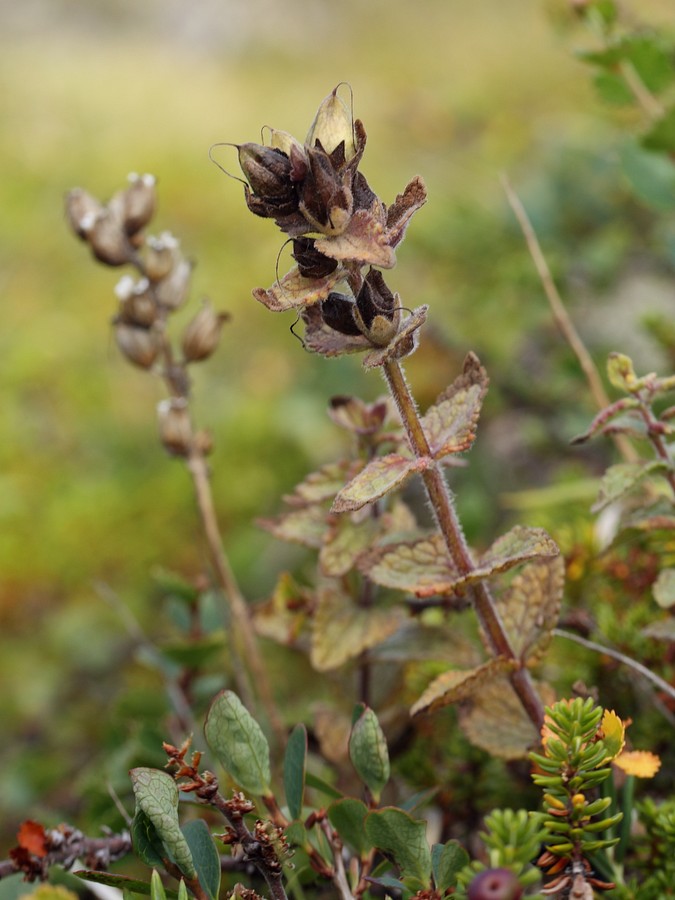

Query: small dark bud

[181,301,229,362]
[115,322,162,369]
[157,397,192,456]
[65,188,103,239]
[467,868,523,900]
[86,209,131,266]
[292,237,338,279]
[321,292,361,336]
[115,276,159,327]
[238,143,294,200]
[155,258,192,310]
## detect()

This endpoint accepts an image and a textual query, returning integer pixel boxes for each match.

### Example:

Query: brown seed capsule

[238,143,294,200]
[119,173,157,235]
[157,397,192,456]
[64,188,104,239]
[115,322,162,369]
[291,237,338,279]
[306,86,356,160]
[355,268,399,346]
[155,258,192,310]
[321,292,361,335]
[86,209,131,266]
[145,232,180,282]
[115,276,159,328]
[298,145,352,236]
[181,301,229,363]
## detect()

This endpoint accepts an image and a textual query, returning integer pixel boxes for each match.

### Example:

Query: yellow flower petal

[614,750,662,778]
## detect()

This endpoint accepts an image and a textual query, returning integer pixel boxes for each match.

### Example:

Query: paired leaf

[181,820,220,900]
[287,459,357,505]
[364,808,431,887]
[327,799,371,856]
[349,706,390,801]
[591,461,669,512]
[310,586,406,671]
[129,769,196,878]
[284,724,307,821]
[420,353,488,459]
[258,504,330,548]
[410,657,517,717]
[331,453,431,513]
[320,515,379,577]
[361,533,458,597]
[204,690,271,795]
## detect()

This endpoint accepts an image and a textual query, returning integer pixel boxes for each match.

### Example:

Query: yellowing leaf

[601,709,626,761]
[320,516,379,577]
[252,265,343,312]
[614,750,662,778]
[410,657,517,717]
[490,556,564,664]
[360,533,458,597]
[607,352,638,392]
[331,453,430,513]
[459,677,555,760]
[420,353,488,459]
[310,586,407,671]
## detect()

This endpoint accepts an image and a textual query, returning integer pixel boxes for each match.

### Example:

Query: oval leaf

[421,353,488,459]
[332,454,429,513]
[204,690,271,796]
[284,724,307,821]
[327,798,371,856]
[411,657,516,718]
[181,820,221,900]
[349,707,390,801]
[431,841,469,893]
[130,769,195,878]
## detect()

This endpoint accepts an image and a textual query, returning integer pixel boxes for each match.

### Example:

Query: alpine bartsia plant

[225,85,564,748]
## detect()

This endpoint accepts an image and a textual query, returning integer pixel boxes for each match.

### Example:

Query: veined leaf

[252,265,343,312]
[129,769,196,878]
[591,461,669,512]
[327,799,371,856]
[364,808,431,887]
[310,586,406,671]
[431,841,469,893]
[410,657,516,717]
[349,707,390,801]
[331,453,431,513]
[420,352,488,459]
[204,691,271,796]
[286,459,357,506]
[320,515,379,577]
[361,533,457,597]
[257,504,330,548]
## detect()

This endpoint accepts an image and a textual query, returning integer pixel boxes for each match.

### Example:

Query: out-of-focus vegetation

[1,0,674,862]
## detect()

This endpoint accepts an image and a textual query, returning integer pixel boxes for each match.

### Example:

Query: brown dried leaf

[361,533,458,597]
[459,677,555,759]
[491,556,564,665]
[258,504,329,548]
[410,657,517,717]
[320,515,379,577]
[385,175,428,248]
[315,209,396,269]
[363,305,428,369]
[310,585,407,671]
[252,265,343,312]
[421,352,488,458]
[331,453,431,513]
[286,459,360,506]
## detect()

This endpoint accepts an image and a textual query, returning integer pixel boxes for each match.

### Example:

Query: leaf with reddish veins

[452,525,559,591]
[331,453,431,513]
[360,533,458,597]
[385,175,428,248]
[488,556,564,664]
[320,515,379,577]
[421,353,489,458]
[252,265,343,312]
[316,209,396,269]
[258,504,330,548]
[410,657,517,717]
[17,821,48,857]
[310,586,407,671]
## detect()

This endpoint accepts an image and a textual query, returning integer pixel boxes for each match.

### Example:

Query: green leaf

[204,690,271,796]
[284,724,307,821]
[160,633,227,668]
[592,461,669,512]
[361,533,457,597]
[420,352,488,459]
[327,798,371,856]
[644,106,675,156]
[130,768,196,878]
[607,352,638,392]
[332,453,430,513]
[319,515,379,577]
[258,504,330,549]
[150,871,167,900]
[653,568,675,609]
[310,585,406,671]
[131,809,166,868]
[349,707,390,801]
[365,808,432,887]
[290,459,357,504]
[619,140,675,211]
[181,820,220,900]
[74,872,173,898]
[431,841,469,893]
[305,771,343,800]
[177,882,188,900]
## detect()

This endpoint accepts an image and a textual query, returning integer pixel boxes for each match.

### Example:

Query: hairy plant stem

[186,446,286,744]
[382,358,545,728]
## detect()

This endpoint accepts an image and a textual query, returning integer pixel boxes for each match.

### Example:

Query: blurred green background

[1,0,674,849]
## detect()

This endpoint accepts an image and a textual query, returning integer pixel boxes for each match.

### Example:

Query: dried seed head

[298,146,352,236]
[115,322,162,369]
[157,397,192,456]
[181,301,229,363]
[155,258,192,310]
[115,276,159,328]
[306,86,356,160]
[238,143,296,200]
[120,173,157,235]
[321,292,361,336]
[145,232,180,282]
[355,269,398,346]
[65,188,104,239]
[291,237,338,279]
[87,209,131,266]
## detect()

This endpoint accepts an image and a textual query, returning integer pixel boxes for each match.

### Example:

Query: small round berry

[467,868,523,900]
